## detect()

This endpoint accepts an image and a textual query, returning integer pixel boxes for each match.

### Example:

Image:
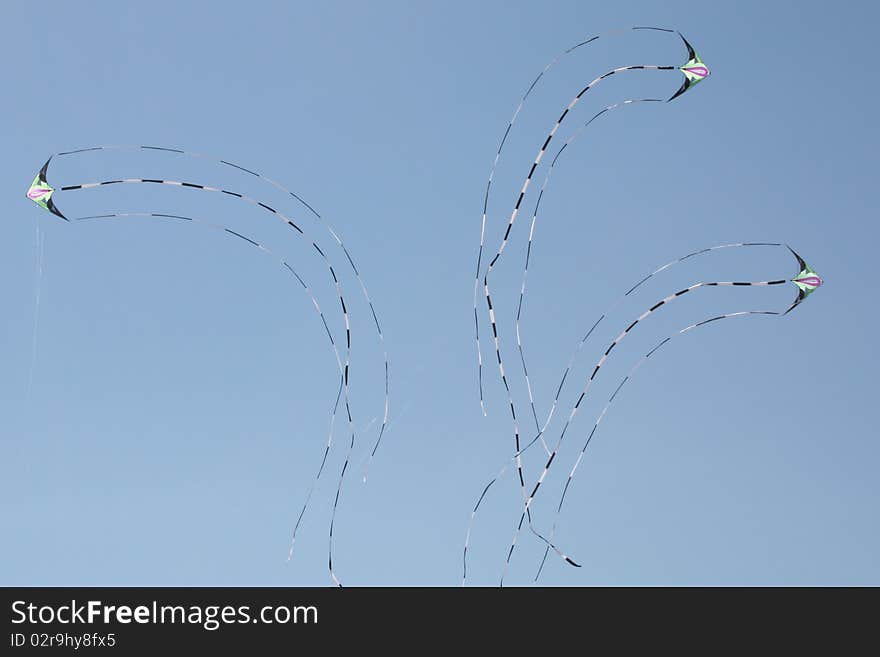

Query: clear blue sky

[2,1,877,586]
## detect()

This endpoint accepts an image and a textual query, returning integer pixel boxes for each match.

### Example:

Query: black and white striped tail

[474,26,677,415]
[534,309,779,581]
[55,144,391,488]
[60,172,357,586]
[501,278,787,578]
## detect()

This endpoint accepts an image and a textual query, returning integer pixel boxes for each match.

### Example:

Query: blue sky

[2,1,878,586]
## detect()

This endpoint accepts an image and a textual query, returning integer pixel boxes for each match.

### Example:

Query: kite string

[25,220,45,403]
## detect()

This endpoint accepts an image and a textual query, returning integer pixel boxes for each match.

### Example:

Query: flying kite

[497,247,821,582]
[473,27,683,407]
[26,152,389,587]
[532,250,822,580]
[474,28,710,416]
[668,34,710,101]
[472,31,712,567]
[32,144,390,470]
[787,247,824,313]
[26,160,65,220]
[463,242,821,584]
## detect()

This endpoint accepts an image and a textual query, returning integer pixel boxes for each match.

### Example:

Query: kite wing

[784,246,823,314]
[785,288,809,315]
[668,33,710,102]
[26,158,67,220]
[789,245,807,272]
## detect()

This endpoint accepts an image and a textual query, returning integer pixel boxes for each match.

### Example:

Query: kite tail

[462,462,508,586]
[537,243,784,438]
[461,426,575,585]
[66,212,351,570]
[55,145,391,491]
[328,397,355,588]
[480,65,678,571]
[534,310,779,581]
[474,26,676,415]
[288,376,342,561]
[513,98,663,443]
[502,278,788,580]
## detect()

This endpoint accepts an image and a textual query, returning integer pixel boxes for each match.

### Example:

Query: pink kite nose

[684,66,709,78]
[28,187,51,200]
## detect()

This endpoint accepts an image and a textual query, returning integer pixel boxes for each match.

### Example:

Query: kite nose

[27,187,50,200]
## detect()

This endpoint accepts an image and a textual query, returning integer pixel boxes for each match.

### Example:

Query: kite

[472,32,711,571]
[26,160,65,220]
[463,243,820,584]
[462,23,825,585]
[787,247,823,314]
[474,28,710,416]
[462,243,782,586]
[498,248,821,582]
[26,153,387,587]
[669,34,710,101]
[33,144,390,472]
[473,26,679,415]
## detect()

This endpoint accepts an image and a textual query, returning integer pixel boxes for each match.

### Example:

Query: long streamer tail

[534,310,779,581]
[54,145,391,485]
[70,212,352,580]
[501,277,788,579]
[474,26,677,414]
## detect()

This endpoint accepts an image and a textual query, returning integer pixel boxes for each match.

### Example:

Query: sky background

[2,1,878,586]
